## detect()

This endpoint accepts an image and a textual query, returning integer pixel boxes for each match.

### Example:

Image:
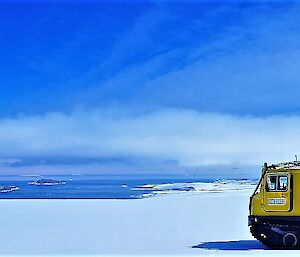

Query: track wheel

[283,232,298,248]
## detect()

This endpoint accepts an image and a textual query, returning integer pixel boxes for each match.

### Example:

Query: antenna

[296,154,298,162]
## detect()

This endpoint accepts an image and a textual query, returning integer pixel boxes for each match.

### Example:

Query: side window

[266,174,288,192]
[278,176,288,191]
[267,175,277,191]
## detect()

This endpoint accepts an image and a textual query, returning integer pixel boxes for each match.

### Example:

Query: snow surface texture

[0,182,298,256]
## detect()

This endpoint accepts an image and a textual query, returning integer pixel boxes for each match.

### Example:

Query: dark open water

[0,174,254,199]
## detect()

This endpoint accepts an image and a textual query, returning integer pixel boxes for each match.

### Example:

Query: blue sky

[0,0,300,175]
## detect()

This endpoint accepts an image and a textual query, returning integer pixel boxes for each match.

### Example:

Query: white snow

[134,179,257,195]
[0,182,298,256]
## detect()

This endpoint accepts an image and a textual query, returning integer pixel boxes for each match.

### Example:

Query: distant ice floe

[133,179,257,197]
[0,185,19,193]
[28,179,66,186]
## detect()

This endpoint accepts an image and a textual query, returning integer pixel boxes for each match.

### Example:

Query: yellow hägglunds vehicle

[249,161,300,249]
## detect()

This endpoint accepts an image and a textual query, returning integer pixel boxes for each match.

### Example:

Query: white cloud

[0,108,298,168]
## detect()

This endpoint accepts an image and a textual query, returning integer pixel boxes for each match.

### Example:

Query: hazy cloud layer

[0,108,298,171]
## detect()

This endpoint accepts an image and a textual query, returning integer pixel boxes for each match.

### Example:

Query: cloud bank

[0,108,298,173]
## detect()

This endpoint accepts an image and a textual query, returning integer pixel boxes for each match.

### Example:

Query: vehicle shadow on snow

[192,240,269,250]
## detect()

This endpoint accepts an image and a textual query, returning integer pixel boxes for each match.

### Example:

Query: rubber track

[250,220,300,249]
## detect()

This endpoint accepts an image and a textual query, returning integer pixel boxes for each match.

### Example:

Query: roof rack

[268,161,300,169]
